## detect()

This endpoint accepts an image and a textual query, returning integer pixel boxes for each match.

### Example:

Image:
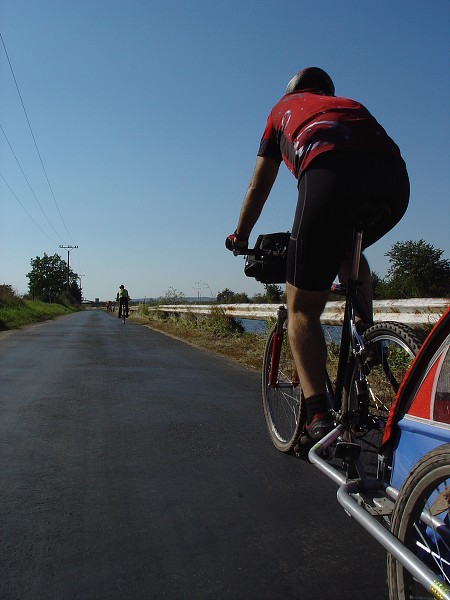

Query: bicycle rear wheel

[262,320,305,452]
[343,322,422,475]
[387,443,450,600]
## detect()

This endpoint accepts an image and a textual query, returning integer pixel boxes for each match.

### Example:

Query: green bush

[148,306,245,337]
[0,296,75,331]
[137,303,150,316]
[199,307,244,336]
[0,284,18,302]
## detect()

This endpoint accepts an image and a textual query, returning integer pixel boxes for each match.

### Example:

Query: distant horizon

[84,296,218,304]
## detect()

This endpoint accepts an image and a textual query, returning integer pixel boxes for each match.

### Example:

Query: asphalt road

[0,311,388,599]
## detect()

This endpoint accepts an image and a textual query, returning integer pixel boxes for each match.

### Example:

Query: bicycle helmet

[285,67,335,96]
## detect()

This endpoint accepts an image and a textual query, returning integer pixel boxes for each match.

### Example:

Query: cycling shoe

[294,412,334,456]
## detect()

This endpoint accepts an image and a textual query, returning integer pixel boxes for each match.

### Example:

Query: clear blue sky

[1,0,449,302]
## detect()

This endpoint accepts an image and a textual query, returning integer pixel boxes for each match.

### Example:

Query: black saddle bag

[244,232,290,284]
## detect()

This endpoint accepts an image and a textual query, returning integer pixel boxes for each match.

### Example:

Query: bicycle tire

[261,320,305,452]
[343,322,422,475]
[387,443,450,600]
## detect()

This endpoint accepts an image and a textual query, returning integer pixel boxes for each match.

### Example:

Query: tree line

[3,239,449,306]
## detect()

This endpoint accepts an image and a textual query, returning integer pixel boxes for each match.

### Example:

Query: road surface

[0,310,388,599]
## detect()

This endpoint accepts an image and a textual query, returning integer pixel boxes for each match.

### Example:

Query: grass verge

[0,298,76,331]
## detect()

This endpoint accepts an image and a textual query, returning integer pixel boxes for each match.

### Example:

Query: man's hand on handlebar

[225,231,249,254]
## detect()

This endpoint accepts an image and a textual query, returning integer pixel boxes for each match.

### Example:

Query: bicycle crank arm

[308,424,347,486]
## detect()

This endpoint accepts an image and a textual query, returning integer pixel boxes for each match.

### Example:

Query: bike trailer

[381,307,450,489]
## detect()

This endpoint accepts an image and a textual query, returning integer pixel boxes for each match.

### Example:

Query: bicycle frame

[266,225,372,413]
[332,227,373,410]
[269,307,287,387]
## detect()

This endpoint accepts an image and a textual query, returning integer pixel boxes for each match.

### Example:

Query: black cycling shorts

[286,152,410,291]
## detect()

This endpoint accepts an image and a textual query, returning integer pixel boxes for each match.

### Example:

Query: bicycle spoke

[262,321,304,452]
[388,444,450,599]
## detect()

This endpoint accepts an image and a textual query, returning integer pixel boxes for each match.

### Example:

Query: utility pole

[78,275,85,302]
[59,245,78,291]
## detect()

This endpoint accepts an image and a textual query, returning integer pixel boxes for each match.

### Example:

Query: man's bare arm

[235,156,280,239]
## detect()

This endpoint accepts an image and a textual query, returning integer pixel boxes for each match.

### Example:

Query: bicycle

[236,204,422,477]
[119,299,128,324]
[234,214,450,598]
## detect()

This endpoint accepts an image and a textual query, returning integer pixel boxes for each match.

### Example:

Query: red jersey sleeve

[257,113,283,164]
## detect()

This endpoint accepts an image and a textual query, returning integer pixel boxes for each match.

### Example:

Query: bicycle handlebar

[232,247,286,258]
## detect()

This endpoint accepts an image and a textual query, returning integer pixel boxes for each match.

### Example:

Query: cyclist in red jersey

[226,67,409,451]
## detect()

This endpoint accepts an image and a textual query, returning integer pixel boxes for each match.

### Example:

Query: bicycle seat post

[350,226,363,283]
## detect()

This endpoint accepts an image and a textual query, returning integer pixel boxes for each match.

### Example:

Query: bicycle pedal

[335,442,361,462]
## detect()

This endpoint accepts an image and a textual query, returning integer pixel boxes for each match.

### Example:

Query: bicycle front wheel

[387,443,450,600]
[262,321,305,452]
[344,322,422,473]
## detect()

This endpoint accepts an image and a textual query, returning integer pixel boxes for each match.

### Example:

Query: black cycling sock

[305,394,329,424]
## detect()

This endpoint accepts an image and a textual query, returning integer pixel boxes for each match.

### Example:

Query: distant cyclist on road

[226,67,409,452]
[116,285,130,319]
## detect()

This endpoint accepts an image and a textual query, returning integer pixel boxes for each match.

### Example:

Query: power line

[0,30,75,244]
[0,123,65,243]
[0,171,60,245]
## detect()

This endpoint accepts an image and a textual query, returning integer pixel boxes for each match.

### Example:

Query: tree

[216,288,249,304]
[253,284,285,304]
[263,284,284,304]
[27,253,80,303]
[69,280,82,304]
[159,287,186,304]
[375,240,450,299]
[0,284,17,301]
[216,288,234,303]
